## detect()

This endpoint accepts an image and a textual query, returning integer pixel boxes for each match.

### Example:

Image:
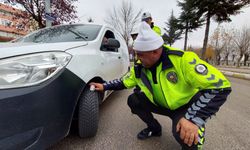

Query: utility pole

[45,0,52,27]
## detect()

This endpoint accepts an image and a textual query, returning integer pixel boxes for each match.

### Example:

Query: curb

[220,70,250,80]
[217,68,250,74]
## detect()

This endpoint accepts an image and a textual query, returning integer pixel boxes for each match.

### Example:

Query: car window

[100,30,118,52]
[14,24,102,43]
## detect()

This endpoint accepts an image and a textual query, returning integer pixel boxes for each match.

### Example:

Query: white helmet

[141,12,152,21]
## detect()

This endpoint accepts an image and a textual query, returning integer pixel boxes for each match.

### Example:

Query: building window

[0,18,12,27]
[0,10,12,17]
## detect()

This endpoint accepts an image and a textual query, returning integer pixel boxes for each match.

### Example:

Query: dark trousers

[127,92,203,150]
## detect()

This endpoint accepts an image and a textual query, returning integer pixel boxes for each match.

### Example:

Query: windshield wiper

[67,29,88,41]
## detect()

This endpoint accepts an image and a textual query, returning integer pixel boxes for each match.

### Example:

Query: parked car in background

[0,24,130,149]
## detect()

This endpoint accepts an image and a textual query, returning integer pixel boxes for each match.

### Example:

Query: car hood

[0,42,88,59]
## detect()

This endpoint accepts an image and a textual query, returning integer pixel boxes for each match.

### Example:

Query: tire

[78,88,99,138]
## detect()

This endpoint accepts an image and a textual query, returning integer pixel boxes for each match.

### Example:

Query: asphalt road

[49,77,250,150]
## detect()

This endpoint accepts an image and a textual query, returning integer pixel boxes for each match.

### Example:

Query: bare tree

[221,28,235,66]
[245,47,250,66]
[209,25,226,65]
[233,26,250,67]
[104,1,142,45]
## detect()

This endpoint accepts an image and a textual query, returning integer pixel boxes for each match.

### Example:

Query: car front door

[100,30,123,81]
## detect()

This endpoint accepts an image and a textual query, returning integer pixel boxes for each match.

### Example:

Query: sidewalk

[217,66,250,80]
[216,66,250,74]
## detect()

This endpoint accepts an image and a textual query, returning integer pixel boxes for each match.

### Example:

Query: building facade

[0,3,30,42]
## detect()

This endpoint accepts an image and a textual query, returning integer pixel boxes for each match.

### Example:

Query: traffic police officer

[141,12,161,36]
[91,22,231,150]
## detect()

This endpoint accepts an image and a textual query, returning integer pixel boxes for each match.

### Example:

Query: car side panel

[66,45,125,83]
[65,45,112,81]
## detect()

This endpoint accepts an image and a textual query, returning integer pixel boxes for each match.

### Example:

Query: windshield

[14,24,102,43]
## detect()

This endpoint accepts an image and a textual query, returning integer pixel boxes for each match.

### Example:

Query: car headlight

[0,52,72,89]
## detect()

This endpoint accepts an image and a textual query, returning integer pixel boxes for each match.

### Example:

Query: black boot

[137,127,162,140]
[137,118,162,140]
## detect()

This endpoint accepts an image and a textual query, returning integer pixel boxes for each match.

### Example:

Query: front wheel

[78,88,99,138]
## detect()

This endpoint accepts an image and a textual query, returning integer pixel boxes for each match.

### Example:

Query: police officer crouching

[90,22,231,150]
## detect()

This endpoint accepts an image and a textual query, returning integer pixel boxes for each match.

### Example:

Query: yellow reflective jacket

[122,45,231,110]
[152,26,161,36]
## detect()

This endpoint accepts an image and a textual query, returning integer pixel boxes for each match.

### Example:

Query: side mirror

[103,38,120,49]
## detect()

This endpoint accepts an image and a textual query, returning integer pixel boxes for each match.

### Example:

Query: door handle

[118,56,121,59]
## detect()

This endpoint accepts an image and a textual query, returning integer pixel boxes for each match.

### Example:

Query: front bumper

[0,69,85,149]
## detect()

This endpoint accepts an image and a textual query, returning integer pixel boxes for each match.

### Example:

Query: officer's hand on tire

[176,117,199,147]
[89,82,104,91]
